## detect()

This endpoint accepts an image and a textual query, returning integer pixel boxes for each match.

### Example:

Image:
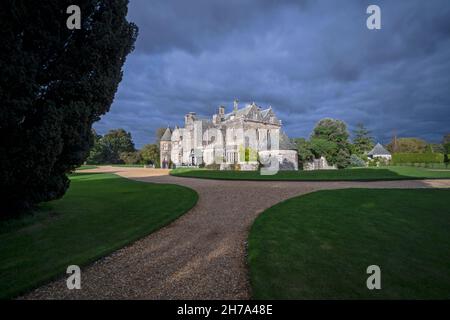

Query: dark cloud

[95,0,450,147]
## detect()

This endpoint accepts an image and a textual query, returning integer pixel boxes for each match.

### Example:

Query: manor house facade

[159,101,298,170]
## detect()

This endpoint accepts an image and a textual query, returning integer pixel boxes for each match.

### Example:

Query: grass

[171,166,450,181]
[0,173,198,299]
[248,189,450,299]
[75,165,97,170]
[79,164,146,169]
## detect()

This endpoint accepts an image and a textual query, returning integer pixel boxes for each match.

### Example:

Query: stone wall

[303,156,337,170]
[258,150,298,171]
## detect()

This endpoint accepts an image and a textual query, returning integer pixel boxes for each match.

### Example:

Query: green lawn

[76,165,97,170]
[248,189,450,299]
[171,166,450,181]
[0,173,198,299]
[80,164,146,168]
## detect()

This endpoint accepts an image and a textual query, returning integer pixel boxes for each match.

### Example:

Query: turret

[160,127,172,168]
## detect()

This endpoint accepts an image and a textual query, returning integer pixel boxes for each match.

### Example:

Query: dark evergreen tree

[0,1,138,214]
[352,123,374,155]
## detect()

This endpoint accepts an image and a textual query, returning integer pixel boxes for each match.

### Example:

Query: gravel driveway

[22,167,450,299]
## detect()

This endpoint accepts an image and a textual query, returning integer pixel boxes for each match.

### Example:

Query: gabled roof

[368,143,391,156]
[223,104,254,120]
[260,107,273,120]
[160,127,172,141]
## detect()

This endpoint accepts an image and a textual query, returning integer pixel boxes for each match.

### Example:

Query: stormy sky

[94,0,450,148]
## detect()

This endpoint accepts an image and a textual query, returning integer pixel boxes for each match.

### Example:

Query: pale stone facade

[159,101,298,170]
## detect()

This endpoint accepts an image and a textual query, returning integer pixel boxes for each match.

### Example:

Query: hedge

[392,153,444,164]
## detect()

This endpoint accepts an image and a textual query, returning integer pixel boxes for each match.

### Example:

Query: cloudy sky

[94,0,450,148]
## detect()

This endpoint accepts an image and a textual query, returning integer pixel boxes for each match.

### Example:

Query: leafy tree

[443,134,450,168]
[119,151,142,164]
[87,128,135,164]
[0,0,137,213]
[86,129,113,164]
[101,129,135,163]
[140,144,160,167]
[312,118,350,144]
[310,118,351,168]
[86,139,113,164]
[443,134,450,153]
[352,123,374,155]
[387,138,428,153]
[293,138,314,168]
[309,138,337,159]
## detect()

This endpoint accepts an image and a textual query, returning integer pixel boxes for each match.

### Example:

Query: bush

[231,163,241,171]
[367,158,379,167]
[367,157,390,167]
[349,154,366,168]
[205,163,220,170]
[392,153,444,164]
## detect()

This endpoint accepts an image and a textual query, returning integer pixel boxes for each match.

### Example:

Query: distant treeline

[86,128,166,167]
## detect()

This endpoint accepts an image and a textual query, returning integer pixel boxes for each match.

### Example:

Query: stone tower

[160,127,172,168]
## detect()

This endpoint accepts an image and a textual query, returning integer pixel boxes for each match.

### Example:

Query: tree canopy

[352,123,374,155]
[0,1,138,214]
[293,138,314,166]
[87,129,136,164]
[312,118,350,144]
[443,134,450,153]
[310,118,351,168]
[443,134,450,166]
[387,137,428,153]
[140,144,160,166]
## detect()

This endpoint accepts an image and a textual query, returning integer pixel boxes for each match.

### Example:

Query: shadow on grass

[0,172,198,299]
[170,167,439,181]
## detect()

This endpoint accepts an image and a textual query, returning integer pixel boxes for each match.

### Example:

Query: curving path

[22,167,450,299]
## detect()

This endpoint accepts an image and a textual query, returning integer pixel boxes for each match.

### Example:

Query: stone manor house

[159,101,298,170]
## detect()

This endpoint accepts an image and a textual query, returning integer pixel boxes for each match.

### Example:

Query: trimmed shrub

[392,153,444,164]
